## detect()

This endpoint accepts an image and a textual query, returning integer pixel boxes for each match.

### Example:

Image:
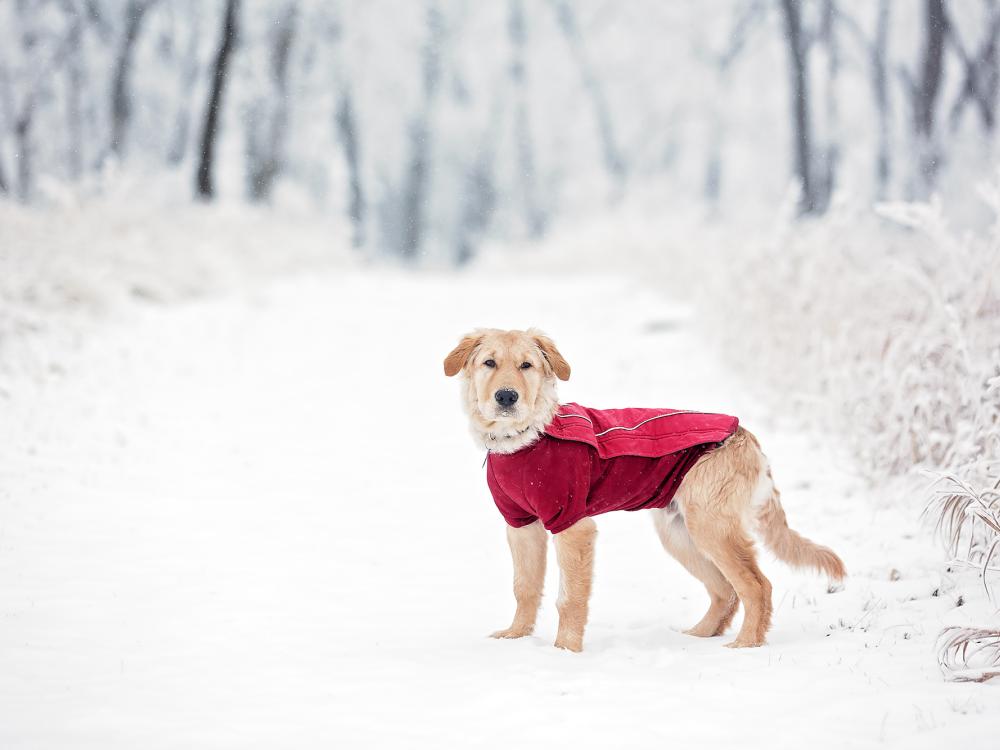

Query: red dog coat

[486,403,739,533]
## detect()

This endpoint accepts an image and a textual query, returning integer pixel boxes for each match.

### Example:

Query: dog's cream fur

[445,328,846,652]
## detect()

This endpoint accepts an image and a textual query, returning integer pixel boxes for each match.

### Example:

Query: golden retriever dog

[444,328,846,652]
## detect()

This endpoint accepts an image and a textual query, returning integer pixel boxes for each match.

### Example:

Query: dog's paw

[554,637,583,653]
[684,624,721,638]
[490,627,532,639]
[724,638,765,649]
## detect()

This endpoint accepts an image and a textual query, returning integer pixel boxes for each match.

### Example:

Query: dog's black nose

[495,389,519,407]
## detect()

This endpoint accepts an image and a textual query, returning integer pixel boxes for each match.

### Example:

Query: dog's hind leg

[553,517,597,652]
[491,521,547,639]
[653,509,738,637]
[680,500,773,648]
[675,430,774,648]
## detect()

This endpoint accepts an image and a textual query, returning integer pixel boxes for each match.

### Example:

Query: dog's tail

[755,485,846,581]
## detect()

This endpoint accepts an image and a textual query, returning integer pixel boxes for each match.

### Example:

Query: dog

[444,327,846,652]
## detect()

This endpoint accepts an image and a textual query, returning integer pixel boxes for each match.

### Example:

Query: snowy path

[0,272,995,749]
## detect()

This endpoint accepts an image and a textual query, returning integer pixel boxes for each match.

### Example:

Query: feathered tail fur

[756,486,846,581]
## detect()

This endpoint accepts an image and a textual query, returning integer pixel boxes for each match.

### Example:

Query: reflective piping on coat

[552,410,710,437]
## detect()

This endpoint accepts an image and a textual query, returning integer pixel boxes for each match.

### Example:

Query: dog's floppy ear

[443,332,483,377]
[529,329,571,381]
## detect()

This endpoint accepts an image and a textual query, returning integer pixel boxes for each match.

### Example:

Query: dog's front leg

[553,517,597,652]
[491,520,547,639]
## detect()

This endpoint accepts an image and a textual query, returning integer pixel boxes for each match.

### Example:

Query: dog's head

[443,328,570,452]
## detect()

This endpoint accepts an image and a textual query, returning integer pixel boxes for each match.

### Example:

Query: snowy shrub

[699,184,1000,493]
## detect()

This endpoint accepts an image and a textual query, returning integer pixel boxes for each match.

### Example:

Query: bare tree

[454,150,497,264]
[6,2,76,200]
[166,2,202,166]
[335,87,365,248]
[400,3,444,259]
[509,0,546,236]
[0,63,9,195]
[454,95,501,265]
[872,0,891,200]
[3,6,36,201]
[779,0,820,215]
[916,0,947,147]
[60,0,85,180]
[901,0,947,196]
[703,2,765,207]
[110,0,157,158]
[947,1,1000,133]
[246,1,297,201]
[550,0,626,190]
[195,0,240,200]
[14,112,32,200]
[837,0,892,200]
[818,0,840,209]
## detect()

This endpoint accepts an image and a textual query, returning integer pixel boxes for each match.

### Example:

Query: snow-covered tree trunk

[110,0,155,159]
[779,0,819,215]
[454,95,500,265]
[910,0,947,198]
[872,0,891,201]
[836,0,892,200]
[400,3,444,259]
[195,0,240,200]
[947,3,1000,133]
[246,1,297,202]
[14,109,32,201]
[818,0,839,211]
[166,10,202,167]
[550,0,626,191]
[61,0,84,180]
[704,3,764,210]
[703,117,723,206]
[335,87,365,248]
[509,0,545,236]
[0,63,8,195]
[8,1,41,202]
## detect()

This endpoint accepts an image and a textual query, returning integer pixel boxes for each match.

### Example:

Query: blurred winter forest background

[5,0,1000,245]
[1,0,999,680]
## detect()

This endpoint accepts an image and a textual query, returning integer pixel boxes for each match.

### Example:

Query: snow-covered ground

[1,269,997,748]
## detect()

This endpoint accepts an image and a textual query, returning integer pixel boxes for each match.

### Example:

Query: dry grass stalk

[923,473,1000,603]
[937,627,1000,683]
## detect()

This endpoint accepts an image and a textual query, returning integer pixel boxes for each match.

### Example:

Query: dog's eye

[520,362,532,369]
[484,359,496,368]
